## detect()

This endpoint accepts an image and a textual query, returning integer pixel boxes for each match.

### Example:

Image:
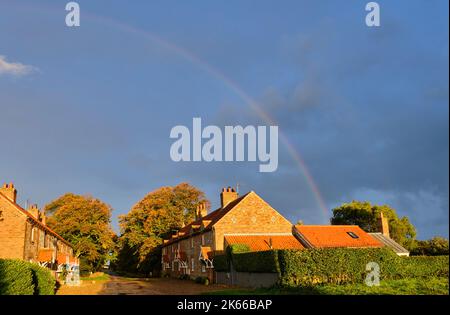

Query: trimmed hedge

[278,247,401,286]
[0,259,56,295]
[214,247,449,287]
[30,264,56,295]
[232,251,280,273]
[399,255,449,279]
[213,254,229,272]
[0,259,34,295]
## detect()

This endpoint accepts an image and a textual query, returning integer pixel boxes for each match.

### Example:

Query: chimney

[196,203,207,220]
[28,204,39,220]
[378,212,390,238]
[0,182,17,203]
[220,186,238,208]
[40,211,46,225]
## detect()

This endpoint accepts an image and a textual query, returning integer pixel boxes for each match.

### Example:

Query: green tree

[331,201,416,249]
[411,237,449,256]
[45,193,116,272]
[117,183,209,274]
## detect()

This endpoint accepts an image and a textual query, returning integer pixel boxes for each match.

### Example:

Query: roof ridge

[0,191,73,247]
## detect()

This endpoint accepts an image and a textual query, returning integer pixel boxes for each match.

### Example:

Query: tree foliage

[116,183,209,274]
[411,237,449,256]
[331,201,416,249]
[45,193,116,272]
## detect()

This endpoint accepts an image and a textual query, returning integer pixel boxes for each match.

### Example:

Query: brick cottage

[0,183,79,282]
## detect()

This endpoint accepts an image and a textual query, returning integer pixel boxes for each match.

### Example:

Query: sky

[0,0,448,239]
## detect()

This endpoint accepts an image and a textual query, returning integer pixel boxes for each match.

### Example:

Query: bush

[30,264,56,295]
[179,274,190,280]
[411,237,449,256]
[399,256,449,279]
[0,259,34,295]
[213,254,229,272]
[278,247,401,286]
[195,276,210,285]
[232,250,280,273]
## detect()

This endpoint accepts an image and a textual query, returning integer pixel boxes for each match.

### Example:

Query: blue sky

[0,0,448,239]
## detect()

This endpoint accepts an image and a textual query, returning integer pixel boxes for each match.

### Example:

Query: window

[201,234,205,246]
[172,261,174,271]
[191,237,194,248]
[162,247,166,255]
[191,258,195,271]
[201,265,206,273]
[347,231,359,239]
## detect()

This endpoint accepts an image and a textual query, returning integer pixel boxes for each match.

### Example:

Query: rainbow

[6,2,330,222]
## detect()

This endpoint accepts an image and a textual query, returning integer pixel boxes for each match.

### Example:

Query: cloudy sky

[0,0,448,239]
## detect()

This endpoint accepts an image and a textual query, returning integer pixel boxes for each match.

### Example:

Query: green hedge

[215,246,449,287]
[278,247,401,286]
[0,259,35,295]
[399,255,449,279]
[232,251,280,273]
[213,254,229,272]
[0,259,56,295]
[30,264,56,295]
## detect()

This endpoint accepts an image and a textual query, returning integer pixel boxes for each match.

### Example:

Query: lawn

[205,277,449,295]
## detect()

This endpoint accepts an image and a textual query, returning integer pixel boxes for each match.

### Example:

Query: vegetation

[0,259,55,295]
[411,237,449,256]
[331,201,416,250]
[115,183,209,275]
[45,193,116,273]
[204,278,449,295]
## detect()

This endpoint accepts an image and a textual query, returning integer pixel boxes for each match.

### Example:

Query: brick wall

[0,197,26,259]
[213,192,293,251]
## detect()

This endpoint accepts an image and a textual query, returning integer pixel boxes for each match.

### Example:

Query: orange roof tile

[224,234,304,251]
[294,225,383,248]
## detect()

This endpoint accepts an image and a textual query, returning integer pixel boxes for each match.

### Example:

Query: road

[57,275,229,295]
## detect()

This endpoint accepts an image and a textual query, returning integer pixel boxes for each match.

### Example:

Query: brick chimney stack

[40,210,46,225]
[28,204,39,220]
[196,203,207,220]
[220,187,238,208]
[0,182,17,203]
[378,212,390,238]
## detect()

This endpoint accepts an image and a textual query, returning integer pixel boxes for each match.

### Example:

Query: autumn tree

[331,201,416,250]
[116,183,209,274]
[45,193,116,273]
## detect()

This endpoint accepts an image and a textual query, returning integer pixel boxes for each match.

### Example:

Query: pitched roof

[294,225,383,249]
[0,191,73,248]
[163,192,251,246]
[224,234,304,251]
[369,233,410,256]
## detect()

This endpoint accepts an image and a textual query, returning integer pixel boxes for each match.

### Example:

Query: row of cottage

[0,181,408,286]
[0,183,79,284]
[161,187,409,283]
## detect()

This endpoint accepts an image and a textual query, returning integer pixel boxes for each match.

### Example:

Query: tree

[411,237,449,256]
[117,183,209,274]
[331,201,416,249]
[45,193,116,272]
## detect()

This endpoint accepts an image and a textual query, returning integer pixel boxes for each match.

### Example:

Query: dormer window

[347,231,359,239]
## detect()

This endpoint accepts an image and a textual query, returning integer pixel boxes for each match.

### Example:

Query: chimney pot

[220,186,239,208]
[0,182,17,203]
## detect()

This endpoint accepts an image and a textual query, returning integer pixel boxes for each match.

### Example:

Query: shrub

[178,274,190,280]
[195,276,210,285]
[232,250,280,273]
[411,237,449,256]
[213,254,229,272]
[399,256,449,279]
[278,247,402,286]
[0,259,34,295]
[30,264,56,295]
